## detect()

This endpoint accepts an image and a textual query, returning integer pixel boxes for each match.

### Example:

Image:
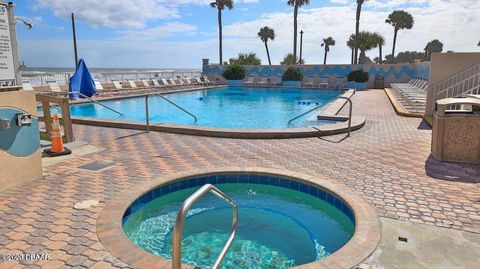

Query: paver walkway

[0,89,479,269]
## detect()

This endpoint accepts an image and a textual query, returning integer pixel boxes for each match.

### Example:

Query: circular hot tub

[97,168,380,269]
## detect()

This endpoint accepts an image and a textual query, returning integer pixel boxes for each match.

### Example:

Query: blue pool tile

[326,192,335,205]
[187,178,197,188]
[206,176,217,185]
[227,175,238,183]
[268,177,279,186]
[162,185,171,195]
[290,180,299,191]
[178,180,188,190]
[169,182,179,192]
[217,175,228,184]
[258,176,269,185]
[334,197,343,210]
[279,178,290,188]
[309,186,318,197]
[197,177,207,186]
[317,189,327,201]
[248,175,259,184]
[238,175,249,183]
[299,183,309,194]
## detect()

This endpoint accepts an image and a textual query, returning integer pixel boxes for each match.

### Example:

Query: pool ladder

[171,184,238,269]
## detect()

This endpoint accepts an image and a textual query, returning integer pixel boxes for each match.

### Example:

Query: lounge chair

[22,80,34,91]
[94,80,104,90]
[334,77,345,89]
[151,80,161,87]
[243,76,255,86]
[46,80,62,95]
[140,79,150,87]
[256,77,268,86]
[112,80,123,90]
[303,77,315,88]
[196,77,206,86]
[318,77,329,88]
[125,79,137,88]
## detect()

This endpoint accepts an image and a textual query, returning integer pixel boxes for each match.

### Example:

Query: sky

[12,0,480,69]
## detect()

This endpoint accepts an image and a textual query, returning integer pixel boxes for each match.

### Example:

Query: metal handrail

[172,184,238,269]
[145,93,198,132]
[69,91,124,117]
[288,89,356,127]
[287,102,332,127]
[337,96,353,137]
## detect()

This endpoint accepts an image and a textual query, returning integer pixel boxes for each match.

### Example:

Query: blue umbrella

[69,59,96,99]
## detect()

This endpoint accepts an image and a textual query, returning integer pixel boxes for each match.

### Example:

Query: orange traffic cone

[51,114,64,153]
[43,114,71,157]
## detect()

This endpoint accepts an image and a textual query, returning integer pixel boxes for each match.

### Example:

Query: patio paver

[0,89,479,268]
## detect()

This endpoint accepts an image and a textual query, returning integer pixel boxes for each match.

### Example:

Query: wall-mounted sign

[0,3,15,82]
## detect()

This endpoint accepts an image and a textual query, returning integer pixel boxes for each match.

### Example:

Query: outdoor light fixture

[15,17,32,29]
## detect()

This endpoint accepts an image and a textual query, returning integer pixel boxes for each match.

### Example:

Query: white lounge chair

[334,77,345,89]
[94,80,104,90]
[303,77,315,88]
[112,80,123,90]
[22,80,34,91]
[46,80,62,95]
[319,77,329,88]
[256,77,268,86]
[151,80,161,87]
[125,79,137,88]
[243,76,255,86]
[140,79,150,87]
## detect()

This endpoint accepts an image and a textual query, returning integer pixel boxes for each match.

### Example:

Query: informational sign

[0,4,15,81]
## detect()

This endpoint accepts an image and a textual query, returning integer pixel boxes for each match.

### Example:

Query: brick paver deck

[1,89,479,268]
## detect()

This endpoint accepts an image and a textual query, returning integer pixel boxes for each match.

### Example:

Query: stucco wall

[0,90,43,192]
[203,63,416,88]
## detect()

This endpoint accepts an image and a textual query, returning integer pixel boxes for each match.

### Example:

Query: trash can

[431,97,480,164]
[374,76,384,89]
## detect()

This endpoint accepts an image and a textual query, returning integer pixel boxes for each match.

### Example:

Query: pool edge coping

[96,167,381,269]
[70,89,365,139]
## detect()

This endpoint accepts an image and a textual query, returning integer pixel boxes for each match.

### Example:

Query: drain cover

[78,161,115,171]
[74,199,99,210]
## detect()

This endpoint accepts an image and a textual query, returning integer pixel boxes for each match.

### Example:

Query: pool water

[123,184,354,269]
[68,87,344,128]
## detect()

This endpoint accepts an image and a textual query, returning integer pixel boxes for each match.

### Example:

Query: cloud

[120,22,198,41]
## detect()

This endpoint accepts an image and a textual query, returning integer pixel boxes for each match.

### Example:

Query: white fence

[20,71,203,86]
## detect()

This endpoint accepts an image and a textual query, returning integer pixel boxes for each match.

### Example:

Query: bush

[347,69,369,83]
[221,64,246,80]
[282,67,304,81]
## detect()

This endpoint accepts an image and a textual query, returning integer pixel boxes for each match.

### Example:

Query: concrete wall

[0,90,43,192]
[203,64,416,88]
[426,53,480,115]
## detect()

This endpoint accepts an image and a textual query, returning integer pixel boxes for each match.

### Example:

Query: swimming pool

[122,174,355,269]
[69,87,345,129]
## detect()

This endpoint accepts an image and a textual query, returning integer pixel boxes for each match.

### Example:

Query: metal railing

[288,90,355,136]
[172,184,238,269]
[69,91,124,117]
[145,93,198,132]
[432,63,480,102]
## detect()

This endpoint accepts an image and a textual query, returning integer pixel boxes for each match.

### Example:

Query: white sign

[0,4,15,81]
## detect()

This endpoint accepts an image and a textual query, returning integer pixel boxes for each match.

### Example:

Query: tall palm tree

[258,26,275,65]
[287,0,310,65]
[385,10,414,60]
[371,32,385,64]
[210,0,234,65]
[424,39,443,60]
[354,0,368,64]
[356,31,377,64]
[347,34,356,64]
[321,37,335,65]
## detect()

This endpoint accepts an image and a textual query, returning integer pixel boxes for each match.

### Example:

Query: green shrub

[221,64,246,80]
[282,67,304,81]
[347,69,369,83]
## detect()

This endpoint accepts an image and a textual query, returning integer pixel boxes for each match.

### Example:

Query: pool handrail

[145,93,198,132]
[287,102,332,127]
[69,91,124,117]
[171,183,238,269]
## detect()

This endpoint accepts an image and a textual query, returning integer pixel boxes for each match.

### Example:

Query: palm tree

[321,37,335,65]
[347,34,356,64]
[210,0,234,65]
[371,32,385,64]
[287,0,310,65]
[229,53,261,65]
[258,26,275,65]
[354,0,368,64]
[280,53,305,65]
[356,31,377,64]
[424,39,443,60]
[385,10,414,60]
